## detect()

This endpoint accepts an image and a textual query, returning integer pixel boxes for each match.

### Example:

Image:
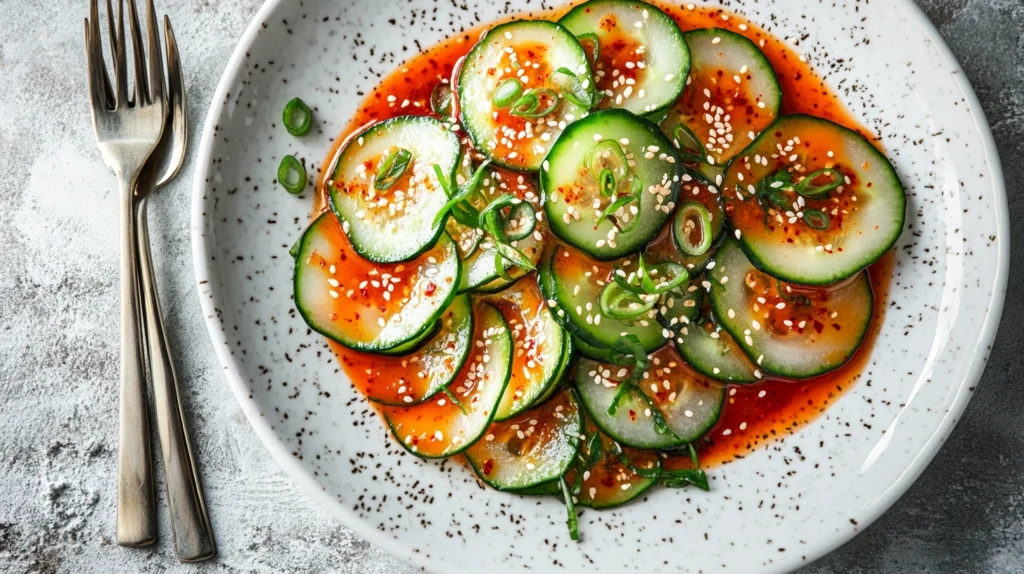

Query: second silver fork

[134,12,216,563]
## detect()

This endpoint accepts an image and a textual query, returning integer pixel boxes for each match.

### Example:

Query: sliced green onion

[552,67,595,110]
[575,33,601,67]
[599,281,656,320]
[431,160,492,228]
[794,168,843,198]
[597,194,635,226]
[493,78,523,108]
[494,250,515,281]
[494,241,536,271]
[282,97,312,136]
[644,263,689,294]
[277,155,306,194]
[587,140,629,182]
[598,168,617,197]
[374,148,412,191]
[430,83,454,116]
[510,88,559,118]
[503,201,536,241]
[802,208,831,230]
[674,201,713,256]
[672,124,706,164]
[558,477,579,541]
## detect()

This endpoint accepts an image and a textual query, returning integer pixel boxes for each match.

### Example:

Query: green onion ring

[282,97,312,136]
[277,155,306,194]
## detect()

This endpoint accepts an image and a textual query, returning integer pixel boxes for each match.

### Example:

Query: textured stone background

[0,0,1019,572]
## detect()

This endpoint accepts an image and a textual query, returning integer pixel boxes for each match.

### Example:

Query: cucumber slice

[573,335,622,363]
[539,242,665,353]
[535,334,574,405]
[722,114,906,284]
[707,240,874,379]
[575,347,725,449]
[328,116,461,263]
[294,213,461,353]
[675,316,758,384]
[358,296,474,405]
[483,277,568,421]
[542,109,682,260]
[465,388,582,491]
[458,20,593,172]
[659,28,781,167]
[376,319,441,357]
[456,165,545,293]
[559,0,689,116]
[382,302,513,458]
[572,422,660,509]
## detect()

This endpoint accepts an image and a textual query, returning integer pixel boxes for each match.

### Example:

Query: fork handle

[117,176,157,548]
[136,197,217,562]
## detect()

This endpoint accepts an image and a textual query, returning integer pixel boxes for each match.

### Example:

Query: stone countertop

[0,0,1019,572]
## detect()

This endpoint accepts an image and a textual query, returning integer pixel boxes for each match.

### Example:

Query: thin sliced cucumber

[559,0,689,115]
[382,302,513,458]
[722,114,906,284]
[659,28,781,167]
[575,347,725,449]
[707,239,874,379]
[466,388,582,491]
[376,319,440,357]
[573,335,622,363]
[539,242,665,353]
[458,20,593,171]
[542,109,682,260]
[358,296,475,405]
[534,333,574,405]
[328,115,461,263]
[294,212,461,353]
[570,421,660,509]
[457,165,545,292]
[483,277,568,421]
[675,316,758,384]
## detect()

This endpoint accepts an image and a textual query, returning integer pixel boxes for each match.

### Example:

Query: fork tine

[84,18,109,115]
[145,0,164,105]
[127,0,149,106]
[113,0,128,107]
[164,16,182,111]
[88,0,114,109]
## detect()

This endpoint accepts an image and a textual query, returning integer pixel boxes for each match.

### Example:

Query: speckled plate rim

[189,0,1009,571]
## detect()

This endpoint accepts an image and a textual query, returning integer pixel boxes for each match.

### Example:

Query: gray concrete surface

[0,0,1019,572]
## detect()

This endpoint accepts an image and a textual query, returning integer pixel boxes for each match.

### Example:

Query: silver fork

[134,14,217,562]
[84,0,166,547]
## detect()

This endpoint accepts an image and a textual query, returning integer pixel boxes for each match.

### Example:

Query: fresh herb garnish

[802,208,831,230]
[282,97,312,136]
[277,154,307,194]
[675,201,713,256]
[598,255,689,321]
[672,123,707,164]
[795,168,842,198]
[509,88,560,118]
[442,387,468,415]
[492,78,524,108]
[374,148,412,190]
[558,477,579,541]
[552,66,599,110]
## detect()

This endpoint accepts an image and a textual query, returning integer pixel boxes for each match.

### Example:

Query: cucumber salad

[290,0,905,541]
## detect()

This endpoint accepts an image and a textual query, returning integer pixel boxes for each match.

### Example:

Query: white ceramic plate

[191,1,1009,571]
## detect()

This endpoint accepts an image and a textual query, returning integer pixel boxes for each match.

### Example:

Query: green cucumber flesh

[382,302,513,458]
[572,423,660,509]
[659,28,782,166]
[539,242,666,353]
[294,212,461,353]
[722,114,906,284]
[575,347,725,449]
[707,239,874,379]
[542,109,682,260]
[361,296,475,405]
[466,388,582,491]
[674,316,758,384]
[484,277,568,420]
[328,115,461,263]
[458,20,593,172]
[559,0,689,116]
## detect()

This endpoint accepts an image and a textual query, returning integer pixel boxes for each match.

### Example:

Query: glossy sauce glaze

[316,2,893,469]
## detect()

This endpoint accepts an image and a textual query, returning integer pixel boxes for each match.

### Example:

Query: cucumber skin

[328,116,461,264]
[293,214,463,354]
[540,109,683,261]
[724,114,906,285]
[457,20,593,173]
[383,302,513,459]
